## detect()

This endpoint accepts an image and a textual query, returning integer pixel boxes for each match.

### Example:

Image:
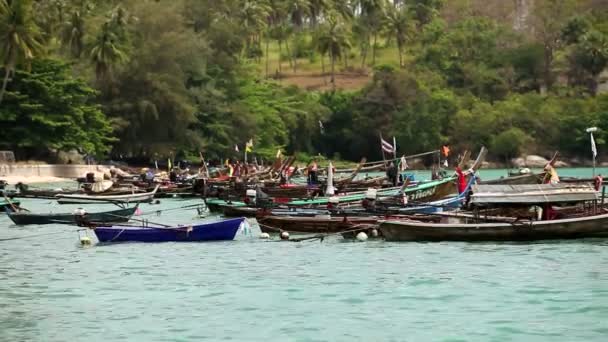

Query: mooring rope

[0,229,76,242]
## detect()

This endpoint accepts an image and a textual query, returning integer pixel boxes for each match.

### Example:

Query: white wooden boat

[56,185,160,204]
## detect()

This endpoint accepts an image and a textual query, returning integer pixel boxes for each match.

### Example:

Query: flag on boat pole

[399,156,408,171]
[441,145,450,169]
[381,137,395,154]
[587,127,598,177]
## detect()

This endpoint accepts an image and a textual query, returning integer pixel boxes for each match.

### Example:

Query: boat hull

[1,200,20,212]
[380,213,608,242]
[8,206,137,225]
[56,186,158,204]
[258,216,378,234]
[93,217,245,243]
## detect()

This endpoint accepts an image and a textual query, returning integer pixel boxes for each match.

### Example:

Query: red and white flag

[381,136,395,154]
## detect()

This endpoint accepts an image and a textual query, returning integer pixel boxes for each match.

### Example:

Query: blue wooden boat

[93,217,245,243]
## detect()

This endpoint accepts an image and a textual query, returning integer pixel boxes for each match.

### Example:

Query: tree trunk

[265,37,270,78]
[285,40,293,68]
[543,46,554,91]
[278,40,283,74]
[590,75,599,96]
[360,37,369,68]
[257,35,263,63]
[0,66,11,105]
[372,31,378,66]
[331,52,336,91]
[321,52,326,85]
[398,45,403,68]
[293,47,297,73]
[0,48,14,105]
[344,52,348,69]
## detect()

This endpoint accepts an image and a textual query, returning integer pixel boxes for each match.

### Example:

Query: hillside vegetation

[1,0,608,164]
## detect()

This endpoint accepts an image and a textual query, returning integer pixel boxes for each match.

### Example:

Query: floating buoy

[356,232,368,242]
[280,231,290,240]
[73,208,87,216]
[259,232,270,239]
[370,229,379,237]
[80,236,92,246]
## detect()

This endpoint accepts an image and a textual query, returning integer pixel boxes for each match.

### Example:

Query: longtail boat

[258,215,379,234]
[56,185,160,204]
[208,176,460,211]
[8,206,138,226]
[1,198,20,212]
[14,182,81,199]
[92,217,245,243]
[380,183,608,242]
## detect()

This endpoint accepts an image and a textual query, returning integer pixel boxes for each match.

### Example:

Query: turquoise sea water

[1,168,608,341]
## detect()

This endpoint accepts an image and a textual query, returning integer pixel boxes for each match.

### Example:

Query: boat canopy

[470,183,599,205]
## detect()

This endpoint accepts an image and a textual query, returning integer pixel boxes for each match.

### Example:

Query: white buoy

[80,236,92,246]
[73,208,87,216]
[356,232,368,242]
[370,229,379,237]
[259,232,270,239]
[280,231,290,240]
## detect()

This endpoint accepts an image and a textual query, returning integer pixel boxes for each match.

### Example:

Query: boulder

[481,161,500,169]
[511,157,526,168]
[525,155,550,167]
[56,149,84,164]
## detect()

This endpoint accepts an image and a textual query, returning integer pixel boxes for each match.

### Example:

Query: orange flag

[442,145,450,157]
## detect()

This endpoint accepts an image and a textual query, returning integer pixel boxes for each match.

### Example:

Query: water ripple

[1,198,608,341]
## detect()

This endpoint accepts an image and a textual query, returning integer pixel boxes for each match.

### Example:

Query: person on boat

[227,161,234,177]
[308,160,319,185]
[595,174,603,191]
[143,169,154,185]
[362,197,376,211]
[386,162,398,186]
[169,168,178,183]
[455,166,467,194]
[543,165,560,184]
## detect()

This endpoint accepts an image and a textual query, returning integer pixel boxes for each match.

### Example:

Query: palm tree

[317,17,351,90]
[0,0,43,104]
[287,0,310,73]
[89,22,127,86]
[239,0,271,61]
[308,0,330,28]
[355,0,386,67]
[384,5,409,68]
[62,10,85,58]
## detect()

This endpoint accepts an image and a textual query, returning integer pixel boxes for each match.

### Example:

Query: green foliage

[0,0,44,103]
[3,0,608,164]
[0,58,114,156]
[491,128,532,160]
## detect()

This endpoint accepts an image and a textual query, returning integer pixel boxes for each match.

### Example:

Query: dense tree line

[0,0,607,164]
